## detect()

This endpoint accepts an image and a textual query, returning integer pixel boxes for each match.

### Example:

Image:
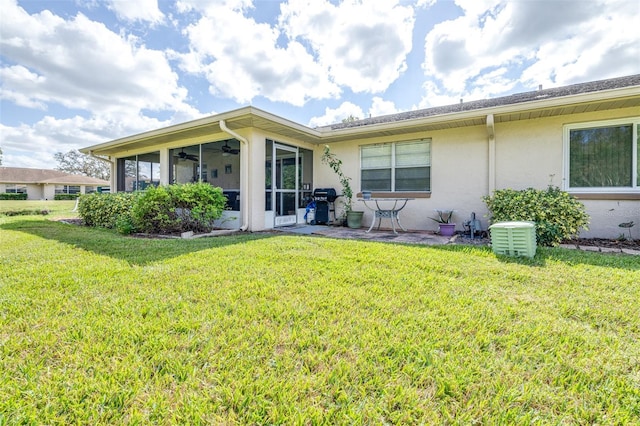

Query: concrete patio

[274,224,460,246]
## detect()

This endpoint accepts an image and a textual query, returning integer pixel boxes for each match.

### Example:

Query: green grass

[0,200,77,219]
[1,216,639,424]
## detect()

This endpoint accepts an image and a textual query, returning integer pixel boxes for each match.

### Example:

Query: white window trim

[563,117,639,193]
[360,139,431,192]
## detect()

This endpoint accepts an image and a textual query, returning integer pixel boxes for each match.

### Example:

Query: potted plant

[321,145,364,228]
[431,209,456,236]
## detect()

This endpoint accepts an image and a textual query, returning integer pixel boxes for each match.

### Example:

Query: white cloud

[0,0,204,168]
[0,112,176,168]
[416,0,437,8]
[0,0,195,117]
[308,102,364,128]
[104,0,165,24]
[177,0,416,106]
[421,0,640,104]
[369,97,400,118]
[177,1,340,106]
[280,0,415,93]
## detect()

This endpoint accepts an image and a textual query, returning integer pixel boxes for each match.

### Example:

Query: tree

[54,150,111,180]
[0,146,3,165]
[341,115,360,123]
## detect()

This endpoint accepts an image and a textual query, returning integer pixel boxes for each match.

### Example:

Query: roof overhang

[317,85,640,143]
[81,107,322,156]
[82,85,640,156]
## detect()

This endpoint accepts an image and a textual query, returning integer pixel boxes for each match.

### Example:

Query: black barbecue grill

[312,188,338,224]
[313,188,338,202]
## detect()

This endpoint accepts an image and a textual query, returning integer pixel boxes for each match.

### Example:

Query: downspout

[89,150,116,191]
[486,114,496,194]
[219,119,249,231]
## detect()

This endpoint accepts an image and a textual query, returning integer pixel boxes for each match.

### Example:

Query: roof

[0,167,110,186]
[322,74,640,131]
[82,74,640,155]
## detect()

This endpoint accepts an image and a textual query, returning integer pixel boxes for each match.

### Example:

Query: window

[5,184,27,193]
[565,118,639,191]
[117,152,160,192]
[361,140,431,192]
[55,185,80,194]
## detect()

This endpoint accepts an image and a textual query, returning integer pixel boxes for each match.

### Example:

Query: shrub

[54,194,79,200]
[79,183,226,235]
[0,193,28,200]
[483,186,590,246]
[132,182,226,234]
[130,186,176,234]
[78,192,139,229]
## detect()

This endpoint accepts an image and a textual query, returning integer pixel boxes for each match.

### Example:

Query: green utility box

[489,221,537,258]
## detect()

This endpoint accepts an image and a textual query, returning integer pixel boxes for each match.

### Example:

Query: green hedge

[54,194,80,200]
[132,183,226,234]
[0,193,28,200]
[483,186,590,247]
[78,192,140,229]
[78,183,227,235]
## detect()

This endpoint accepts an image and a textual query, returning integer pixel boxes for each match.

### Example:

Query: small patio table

[359,198,414,234]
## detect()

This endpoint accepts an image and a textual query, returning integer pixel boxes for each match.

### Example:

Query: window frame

[360,139,431,193]
[55,185,81,194]
[563,117,639,193]
[5,184,27,194]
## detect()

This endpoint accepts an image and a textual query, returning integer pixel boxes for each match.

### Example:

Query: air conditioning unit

[489,221,537,258]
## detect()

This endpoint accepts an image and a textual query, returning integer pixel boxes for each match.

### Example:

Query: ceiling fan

[177,148,198,161]
[220,141,239,155]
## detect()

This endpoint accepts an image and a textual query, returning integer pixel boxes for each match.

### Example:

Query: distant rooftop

[322,74,640,131]
[0,167,109,185]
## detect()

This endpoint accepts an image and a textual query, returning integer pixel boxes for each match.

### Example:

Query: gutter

[219,120,249,231]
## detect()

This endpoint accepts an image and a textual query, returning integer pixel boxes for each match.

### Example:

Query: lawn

[1,211,639,424]
[0,199,77,219]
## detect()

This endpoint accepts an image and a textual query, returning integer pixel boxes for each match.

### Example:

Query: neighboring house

[81,74,640,238]
[0,167,110,200]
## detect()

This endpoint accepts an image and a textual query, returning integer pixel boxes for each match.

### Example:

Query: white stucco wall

[318,107,639,238]
[100,105,638,238]
[318,127,491,234]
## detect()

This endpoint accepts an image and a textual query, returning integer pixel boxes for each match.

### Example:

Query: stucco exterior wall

[318,126,491,233]
[319,107,639,238]
[93,104,638,238]
[493,107,639,238]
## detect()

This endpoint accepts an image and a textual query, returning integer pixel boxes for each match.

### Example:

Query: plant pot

[346,211,364,229]
[438,223,456,236]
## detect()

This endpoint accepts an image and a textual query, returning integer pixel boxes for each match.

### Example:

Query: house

[81,74,640,238]
[0,167,110,200]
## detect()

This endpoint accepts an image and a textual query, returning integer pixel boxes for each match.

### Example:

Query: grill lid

[313,188,338,202]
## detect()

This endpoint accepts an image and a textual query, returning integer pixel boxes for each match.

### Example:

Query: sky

[1,0,639,169]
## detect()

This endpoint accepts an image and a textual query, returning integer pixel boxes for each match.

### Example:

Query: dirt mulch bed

[562,238,640,251]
